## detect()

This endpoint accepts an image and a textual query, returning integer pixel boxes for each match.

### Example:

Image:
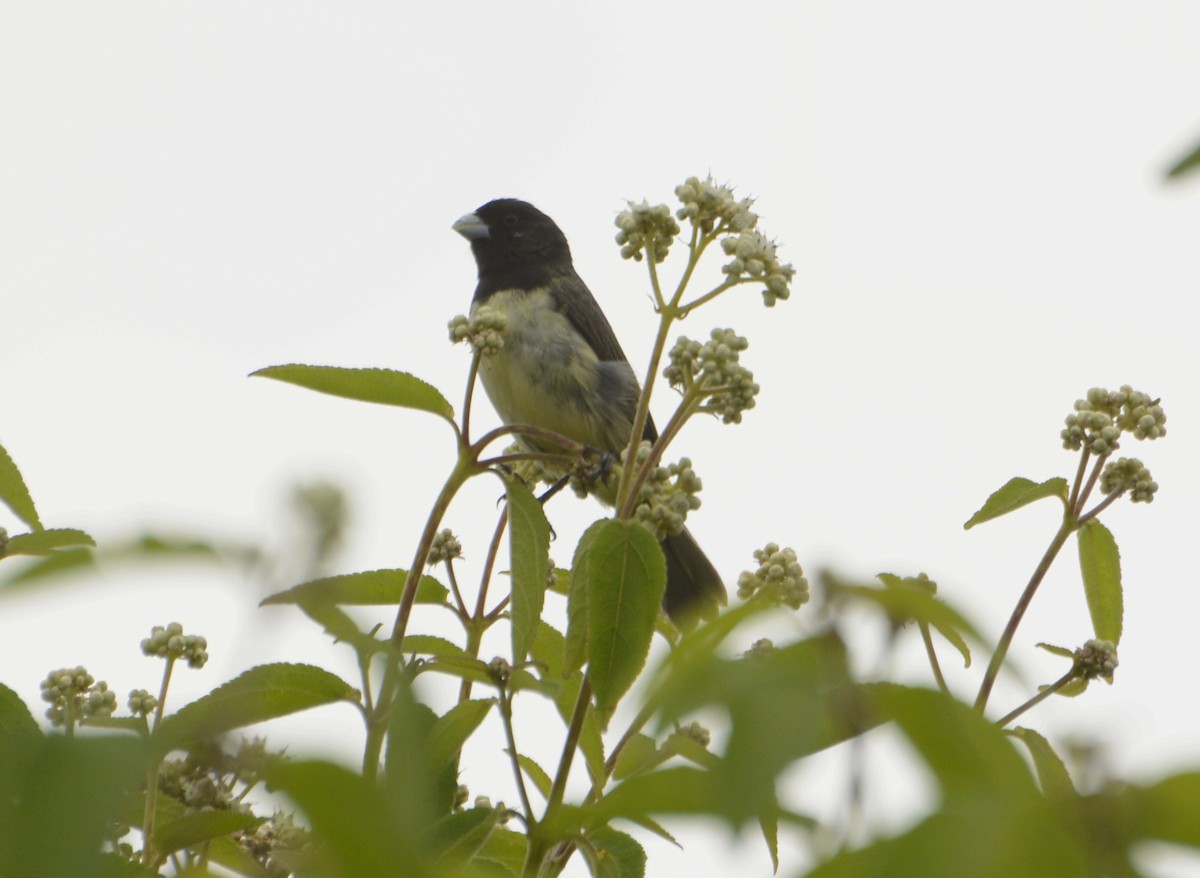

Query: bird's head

[453,199,573,286]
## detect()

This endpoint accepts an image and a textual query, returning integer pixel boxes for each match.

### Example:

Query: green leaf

[1125,771,1200,847]
[426,807,498,866]
[1036,641,1076,659]
[506,477,551,663]
[613,734,659,780]
[154,810,262,857]
[476,828,528,876]
[585,520,666,715]
[251,364,454,421]
[1166,137,1200,181]
[759,811,779,874]
[585,826,646,878]
[835,572,984,667]
[516,753,554,800]
[964,476,1068,529]
[1010,727,1077,799]
[296,601,388,656]
[262,568,448,607]
[873,684,1039,805]
[428,699,495,769]
[565,520,606,675]
[402,635,474,661]
[414,655,494,685]
[0,549,95,594]
[592,766,722,824]
[206,834,276,878]
[1076,519,1122,644]
[0,735,146,877]
[268,759,430,878]
[156,663,359,747]
[0,442,41,531]
[654,633,865,823]
[0,683,42,823]
[2,528,95,557]
[384,687,451,825]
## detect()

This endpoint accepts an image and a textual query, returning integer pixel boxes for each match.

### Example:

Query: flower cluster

[737,543,809,610]
[720,230,795,306]
[1075,638,1118,683]
[428,528,464,565]
[238,810,309,878]
[1099,457,1158,503]
[141,622,209,669]
[1061,386,1166,454]
[127,688,158,717]
[674,176,758,233]
[743,638,775,660]
[614,200,681,263]
[672,721,711,748]
[40,666,116,726]
[448,305,507,357]
[630,452,703,541]
[664,328,760,424]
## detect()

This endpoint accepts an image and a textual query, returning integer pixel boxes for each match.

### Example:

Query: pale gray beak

[452,212,489,240]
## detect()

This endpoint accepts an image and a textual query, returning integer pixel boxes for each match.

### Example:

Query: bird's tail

[661,528,726,627]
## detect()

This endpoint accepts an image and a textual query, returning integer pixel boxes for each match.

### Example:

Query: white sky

[3,3,1199,876]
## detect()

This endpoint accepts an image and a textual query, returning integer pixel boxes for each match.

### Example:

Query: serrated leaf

[0,442,41,531]
[251,364,454,421]
[156,663,359,747]
[414,655,494,685]
[1077,519,1122,644]
[585,521,665,715]
[262,568,448,607]
[516,753,554,799]
[586,826,646,878]
[402,635,473,660]
[1036,641,1076,659]
[154,810,262,857]
[507,478,550,663]
[2,528,95,557]
[428,699,495,769]
[1010,727,1077,799]
[964,476,1068,529]
[565,521,607,675]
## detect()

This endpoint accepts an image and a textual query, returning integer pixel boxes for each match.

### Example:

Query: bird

[452,198,725,623]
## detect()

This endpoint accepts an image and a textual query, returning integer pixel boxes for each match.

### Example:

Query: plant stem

[142,658,175,866]
[974,521,1074,711]
[919,622,950,695]
[995,667,1080,727]
[459,508,509,704]
[499,689,536,822]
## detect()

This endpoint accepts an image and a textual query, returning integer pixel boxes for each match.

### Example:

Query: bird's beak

[452,212,490,240]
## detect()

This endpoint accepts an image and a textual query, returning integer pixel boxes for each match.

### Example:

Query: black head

[453,199,573,296]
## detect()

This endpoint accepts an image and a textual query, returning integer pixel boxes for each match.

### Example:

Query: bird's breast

[471,287,636,452]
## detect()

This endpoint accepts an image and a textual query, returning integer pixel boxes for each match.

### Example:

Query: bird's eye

[503,214,518,228]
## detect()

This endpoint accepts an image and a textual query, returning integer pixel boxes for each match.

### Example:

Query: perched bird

[453,198,725,622]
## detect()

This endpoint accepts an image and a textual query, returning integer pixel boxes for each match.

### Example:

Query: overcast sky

[3,3,1199,876]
